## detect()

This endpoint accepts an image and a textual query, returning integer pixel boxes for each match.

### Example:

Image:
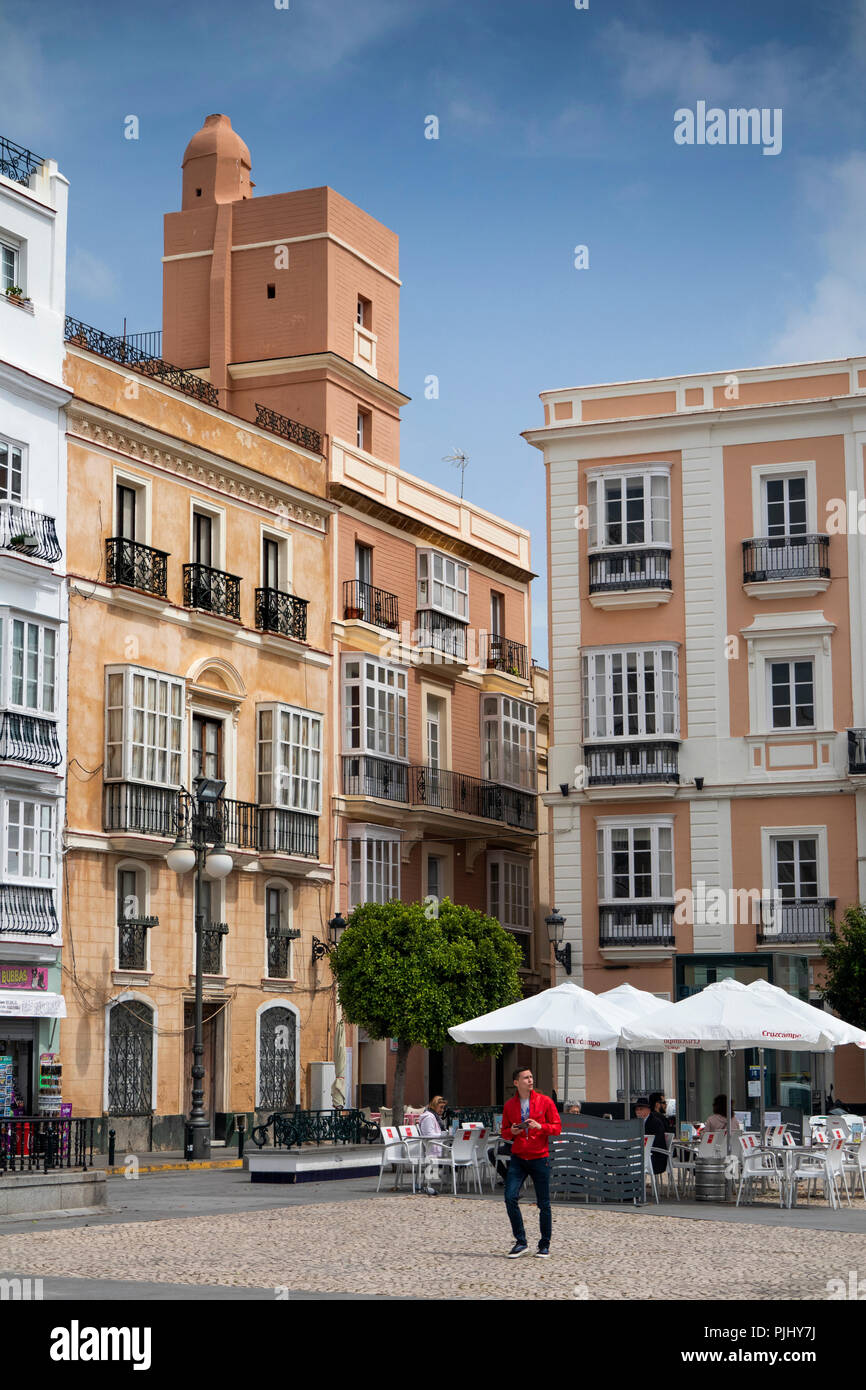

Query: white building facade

[0,135,69,1114]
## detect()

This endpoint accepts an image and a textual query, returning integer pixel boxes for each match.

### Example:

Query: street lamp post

[166,776,233,1161]
[545,908,571,976]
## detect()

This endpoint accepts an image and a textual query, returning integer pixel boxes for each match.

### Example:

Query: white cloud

[67,248,119,304]
[767,154,866,362]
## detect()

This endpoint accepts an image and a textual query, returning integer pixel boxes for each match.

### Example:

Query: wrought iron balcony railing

[106,537,169,597]
[584,741,680,786]
[849,730,866,775]
[117,915,157,971]
[485,634,529,681]
[599,904,676,948]
[756,897,836,943]
[341,755,409,802]
[122,329,162,358]
[343,579,399,631]
[415,610,467,659]
[255,587,308,641]
[183,562,241,619]
[0,135,44,185]
[742,534,830,584]
[255,403,322,455]
[588,547,671,593]
[65,316,218,406]
[201,921,229,976]
[258,808,319,858]
[0,712,62,767]
[0,503,61,562]
[0,884,59,937]
[104,783,319,858]
[411,766,537,831]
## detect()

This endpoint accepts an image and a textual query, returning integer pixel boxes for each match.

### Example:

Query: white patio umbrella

[620,977,837,1153]
[747,979,866,1135]
[598,984,668,1113]
[448,981,631,1104]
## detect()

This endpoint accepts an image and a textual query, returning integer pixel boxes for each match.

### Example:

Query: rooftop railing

[255,403,322,455]
[65,316,218,406]
[0,135,43,186]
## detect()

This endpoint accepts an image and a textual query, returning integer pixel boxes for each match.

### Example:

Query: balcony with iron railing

[0,134,44,186]
[742,534,830,585]
[106,537,168,598]
[342,579,399,631]
[599,904,676,948]
[103,783,319,859]
[341,755,409,803]
[584,741,680,787]
[756,897,836,944]
[201,921,229,976]
[848,730,866,774]
[65,316,218,406]
[0,502,61,563]
[0,712,62,767]
[117,915,157,972]
[0,884,59,937]
[588,548,671,595]
[183,562,241,620]
[415,610,468,660]
[411,765,537,832]
[255,588,308,641]
[485,634,529,681]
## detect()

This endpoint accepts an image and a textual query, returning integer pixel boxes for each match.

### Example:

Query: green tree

[329,898,522,1124]
[820,905,866,1031]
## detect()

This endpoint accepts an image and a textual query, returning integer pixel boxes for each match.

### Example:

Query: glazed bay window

[348,825,400,909]
[482,695,536,789]
[342,657,407,759]
[488,851,532,967]
[3,797,54,882]
[0,437,23,502]
[1,615,56,714]
[257,705,322,812]
[582,646,679,785]
[597,821,675,947]
[105,666,184,784]
[417,550,469,620]
[586,467,671,595]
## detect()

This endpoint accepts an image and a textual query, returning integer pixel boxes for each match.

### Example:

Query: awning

[0,990,66,1019]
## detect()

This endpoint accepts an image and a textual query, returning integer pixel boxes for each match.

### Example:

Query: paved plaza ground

[2,1170,866,1299]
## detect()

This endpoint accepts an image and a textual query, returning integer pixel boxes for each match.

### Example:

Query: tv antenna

[443,448,469,499]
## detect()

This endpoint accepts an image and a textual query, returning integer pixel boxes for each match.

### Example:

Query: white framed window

[265,882,293,979]
[417,550,469,621]
[481,694,536,789]
[488,851,532,930]
[2,797,54,883]
[1,239,19,293]
[0,436,24,502]
[767,659,815,730]
[773,836,819,900]
[342,655,408,760]
[586,468,670,551]
[596,821,674,903]
[105,665,185,784]
[190,500,225,570]
[582,645,678,741]
[257,704,322,811]
[764,474,808,538]
[0,614,57,715]
[348,824,401,908]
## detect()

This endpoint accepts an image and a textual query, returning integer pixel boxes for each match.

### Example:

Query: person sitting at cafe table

[704,1094,741,1133]
[635,1096,668,1174]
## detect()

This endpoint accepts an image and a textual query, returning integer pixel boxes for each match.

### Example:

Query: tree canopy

[821,905,866,1031]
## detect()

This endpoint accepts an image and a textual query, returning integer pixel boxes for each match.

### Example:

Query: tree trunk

[442,1042,456,1106]
[392,1039,412,1127]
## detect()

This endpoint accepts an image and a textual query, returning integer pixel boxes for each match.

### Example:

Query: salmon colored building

[526,356,866,1122]
[61,339,335,1148]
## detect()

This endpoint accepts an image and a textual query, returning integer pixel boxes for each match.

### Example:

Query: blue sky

[4,0,866,660]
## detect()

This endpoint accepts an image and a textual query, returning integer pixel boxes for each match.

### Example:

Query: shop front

[0,960,65,1116]
[675,953,819,1126]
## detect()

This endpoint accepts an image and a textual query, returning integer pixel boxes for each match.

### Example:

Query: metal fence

[251,1108,381,1149]
[0,1117,95,1173]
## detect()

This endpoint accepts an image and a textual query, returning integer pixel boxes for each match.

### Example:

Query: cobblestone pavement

[1,1193,865,1299]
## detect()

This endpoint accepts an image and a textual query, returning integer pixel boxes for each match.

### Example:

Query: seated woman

[417,1095,447,1195]
[704,1094,741,1133]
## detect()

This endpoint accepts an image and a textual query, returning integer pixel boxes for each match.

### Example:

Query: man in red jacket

[501,1066,561,1258]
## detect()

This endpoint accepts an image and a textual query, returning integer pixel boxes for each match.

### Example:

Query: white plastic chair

[843,1140,866,1200]
[643,1133,659,1204]
[398,1124,423,1185]
[376,1124,418,1193]
[442,1126,487,1195]
[696,1129,726,1158]
[787,1138,845,1209]
[823,1137,852,1207]
[736,1135,785,1208]
[667,1137,695,1199]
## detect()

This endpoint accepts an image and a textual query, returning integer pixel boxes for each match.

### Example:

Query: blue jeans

[504,1155,552,1246]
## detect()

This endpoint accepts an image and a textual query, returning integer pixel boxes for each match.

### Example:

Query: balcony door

[192,715,223,782]
[263,537,280,592]
[773,837,818,902]
[193,511,214,569]
[117,484,137,541]
[764,476,807,540]
[426,695,445,804]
